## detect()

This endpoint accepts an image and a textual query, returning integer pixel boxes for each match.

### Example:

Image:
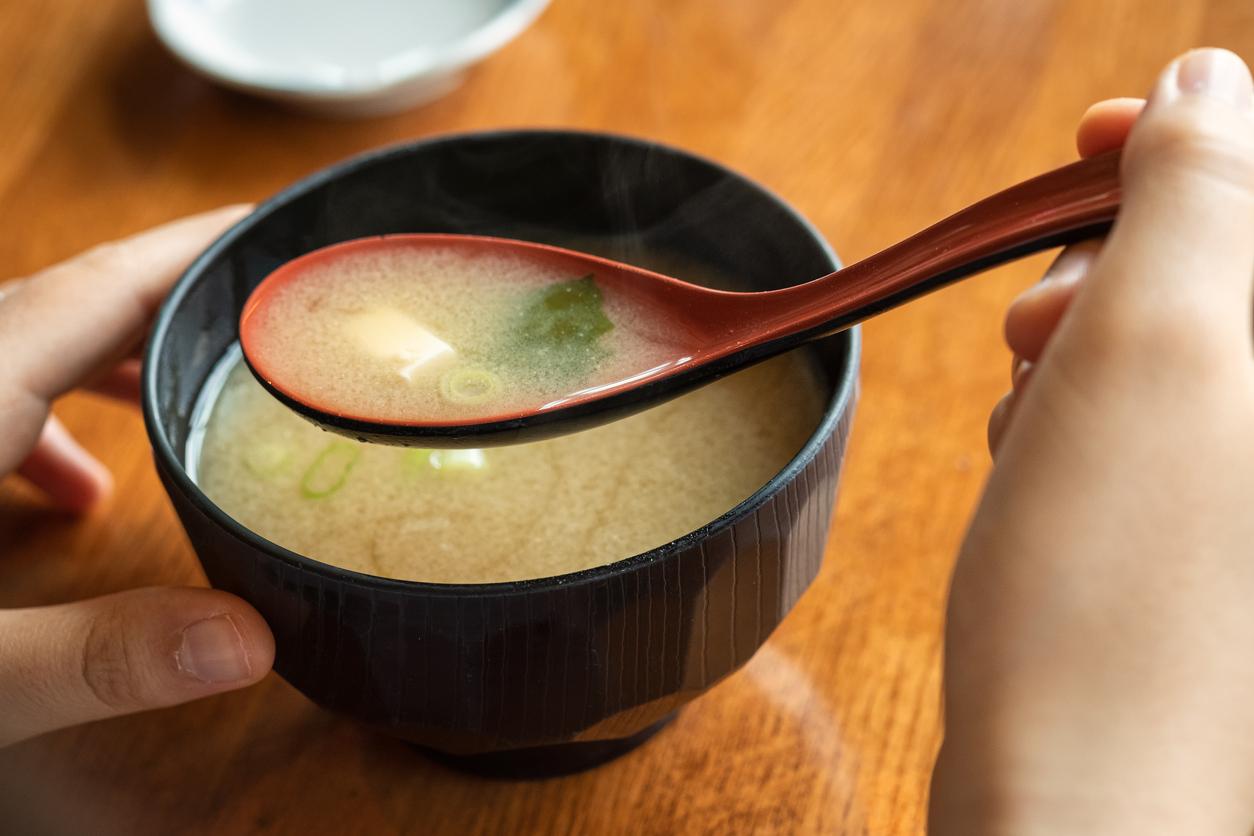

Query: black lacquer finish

[143,130,860,773]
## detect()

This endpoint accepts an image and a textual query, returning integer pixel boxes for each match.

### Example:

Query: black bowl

[142,130,860,776]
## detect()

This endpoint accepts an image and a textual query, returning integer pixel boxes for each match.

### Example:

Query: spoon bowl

[240,149,1121,446]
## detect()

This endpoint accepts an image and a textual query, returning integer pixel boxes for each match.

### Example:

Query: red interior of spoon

[238,234,735,428]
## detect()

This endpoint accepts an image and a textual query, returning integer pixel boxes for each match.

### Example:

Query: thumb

[1071,49,1254,355]
[0,587,274,746]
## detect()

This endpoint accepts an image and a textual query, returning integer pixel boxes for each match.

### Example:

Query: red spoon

[240,150,1121,446]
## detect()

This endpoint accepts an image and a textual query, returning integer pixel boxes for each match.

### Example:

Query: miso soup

[242,244,685,423]
[193,348,826,584]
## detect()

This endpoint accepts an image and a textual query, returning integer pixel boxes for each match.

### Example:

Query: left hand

[2,207,244,508]
[0,207,276,747]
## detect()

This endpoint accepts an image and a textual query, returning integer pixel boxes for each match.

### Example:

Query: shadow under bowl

[142,129,860,776]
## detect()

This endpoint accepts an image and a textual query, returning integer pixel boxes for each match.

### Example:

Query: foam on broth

[246,246,684,423]
[194,349,826,584]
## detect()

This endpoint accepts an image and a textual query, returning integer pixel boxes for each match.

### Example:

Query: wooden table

[1,1,1249,832]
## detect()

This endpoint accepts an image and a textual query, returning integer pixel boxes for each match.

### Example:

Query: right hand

[932,48,1254,833]
[987,96,1145,455]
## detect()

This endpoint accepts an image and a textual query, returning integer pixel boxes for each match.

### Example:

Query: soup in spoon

[240,238,685,427]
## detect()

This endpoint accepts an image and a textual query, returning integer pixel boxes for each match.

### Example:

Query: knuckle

[78,240,135,276]
[45,238,151,319]
[1127,107,1254,195]
[79,604,147,711]
[67,240,147,296]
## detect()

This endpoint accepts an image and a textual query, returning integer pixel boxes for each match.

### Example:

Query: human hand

[931,48,1254,834]
[0,207,275,746]
[987,96,1145,456]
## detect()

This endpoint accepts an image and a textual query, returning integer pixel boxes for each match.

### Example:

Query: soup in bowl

[143,130,860,775]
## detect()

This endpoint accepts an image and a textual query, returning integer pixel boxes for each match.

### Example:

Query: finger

[0,205,250,405]
[1005,241,1101,362]
[1076,97,1146,158]
[16,416,112,513]
[1073,49,1254,345]
[988,363,1035,458]
[987,391,1016,458]
[1013,360,1034,393]
[999,99,1142,366]
[0,587,274,746]
[85,359,142,405]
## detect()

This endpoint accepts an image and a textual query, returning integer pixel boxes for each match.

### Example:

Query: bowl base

[416,714,676,779]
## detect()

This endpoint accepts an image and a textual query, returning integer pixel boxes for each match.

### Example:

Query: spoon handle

[749,149,1122,342]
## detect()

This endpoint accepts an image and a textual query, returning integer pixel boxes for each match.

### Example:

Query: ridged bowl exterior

[144,130,860,763]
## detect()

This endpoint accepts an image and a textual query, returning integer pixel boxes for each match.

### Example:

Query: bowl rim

[143,128,861,598]
[145,0,551,98]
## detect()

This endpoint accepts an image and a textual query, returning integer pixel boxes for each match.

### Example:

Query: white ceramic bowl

[147,0,550,117]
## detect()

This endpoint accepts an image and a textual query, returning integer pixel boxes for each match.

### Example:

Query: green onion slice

[428,449,486,473]
[242,441,291,478]
[403,448,487,477]
[439,367,501,405]
[301,442,361,499]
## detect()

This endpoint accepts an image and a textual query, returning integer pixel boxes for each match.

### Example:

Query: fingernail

[1012,360,1033,391]
[1014,245,1094,307]
[1176,48,1253,109]
[176,615,252,684]
[987,391,1015,457]
[1040,253,1087,287]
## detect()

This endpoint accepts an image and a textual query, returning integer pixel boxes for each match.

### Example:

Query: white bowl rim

[146,0,551,98]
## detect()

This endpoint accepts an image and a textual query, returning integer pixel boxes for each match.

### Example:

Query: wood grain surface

[1,1,1250,833]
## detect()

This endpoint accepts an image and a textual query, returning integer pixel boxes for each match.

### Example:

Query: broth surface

[195,350,825,583]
